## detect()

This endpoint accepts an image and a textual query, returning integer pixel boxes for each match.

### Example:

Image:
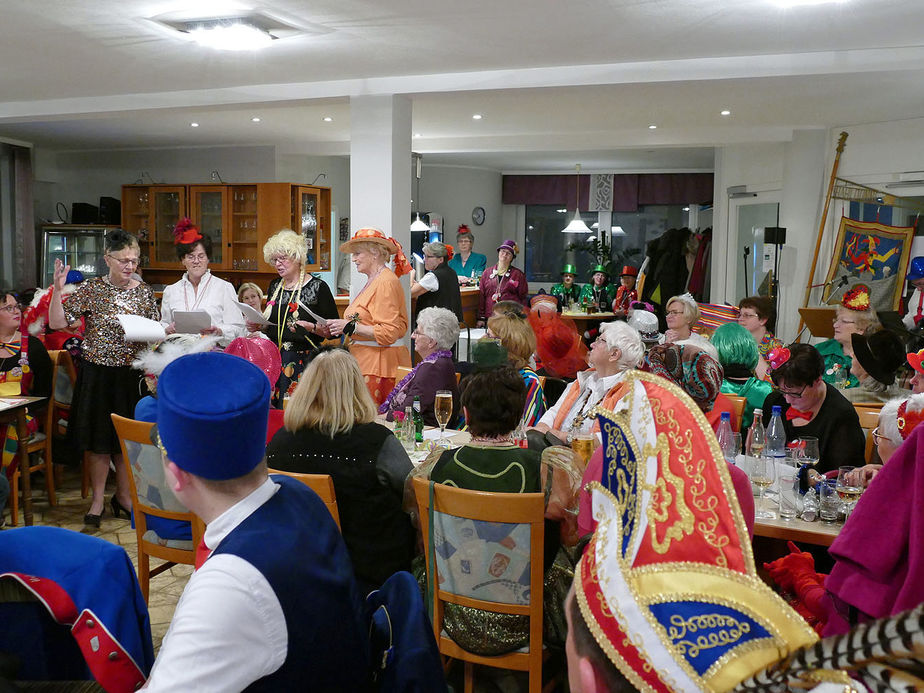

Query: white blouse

[160,271,246,344]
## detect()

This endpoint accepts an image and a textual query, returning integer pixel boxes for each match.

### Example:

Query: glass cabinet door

[190,186,227,267]
[152,187,186,266]
[294,186,328,271]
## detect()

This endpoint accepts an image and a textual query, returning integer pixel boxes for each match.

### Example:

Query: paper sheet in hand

[173,311,212,334]
[236,301,274,327]
[116,315,166,343]
[295,299,328,327]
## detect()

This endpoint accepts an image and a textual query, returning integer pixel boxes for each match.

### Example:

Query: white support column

[348,95,412,328]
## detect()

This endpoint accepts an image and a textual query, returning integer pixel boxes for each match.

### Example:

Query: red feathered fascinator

[173,217,203,246]
[457,224,471,236]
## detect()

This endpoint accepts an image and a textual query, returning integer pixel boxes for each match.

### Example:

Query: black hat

[850,329,906,386]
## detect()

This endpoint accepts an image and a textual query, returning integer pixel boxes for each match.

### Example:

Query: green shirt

[550,282,581,307]
[720,377,774,431]
[578,283,616,311]
[815,339,859,389]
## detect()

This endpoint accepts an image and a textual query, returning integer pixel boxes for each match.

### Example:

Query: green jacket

[551,282,581,307]
[578,283,616,311]
[720,377,774,431]
[815,339,859,389]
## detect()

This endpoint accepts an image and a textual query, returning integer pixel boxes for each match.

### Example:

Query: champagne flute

[836,465,862,520]
[751,454,777,520]
[798,436,820,468]
[434,390,453,447]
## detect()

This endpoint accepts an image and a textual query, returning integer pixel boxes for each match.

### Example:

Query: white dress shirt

[538,369,624,434]
[143,478,287,692]
[418,271,440,292]
[160,271,246,344]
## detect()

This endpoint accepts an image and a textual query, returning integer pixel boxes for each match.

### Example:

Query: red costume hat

[841,283,871,312]
[173,217,203,246]
[620,265,639,277]
[907,348,924,374]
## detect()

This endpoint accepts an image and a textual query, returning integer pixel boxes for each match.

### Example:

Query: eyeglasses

[272,256,292,265]
[779,385,807,398]
[666,310,685,317]
[185,253,208,263]
[832,317,856,326]
[738,311,759,320]
[871,427,885,445]
[0,304,22,314]
[107,254,139,268]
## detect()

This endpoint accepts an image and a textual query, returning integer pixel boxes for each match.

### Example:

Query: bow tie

[0,342,20,352]
[786,407,813,422]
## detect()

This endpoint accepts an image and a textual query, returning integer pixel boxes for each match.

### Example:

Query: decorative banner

[821,217,915,312]
[590,174,614,212]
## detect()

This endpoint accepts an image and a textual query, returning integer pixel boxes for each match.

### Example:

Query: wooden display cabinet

[120,182,332,288]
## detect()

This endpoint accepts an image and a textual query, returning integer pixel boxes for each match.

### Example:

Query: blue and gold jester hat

[574,369,818,692]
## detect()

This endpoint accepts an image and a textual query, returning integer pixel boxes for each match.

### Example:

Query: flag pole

[797,131,848,341]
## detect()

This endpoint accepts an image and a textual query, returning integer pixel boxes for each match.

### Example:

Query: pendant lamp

[561,164,593,233]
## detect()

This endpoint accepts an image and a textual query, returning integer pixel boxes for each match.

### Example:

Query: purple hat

[496,239,518,257]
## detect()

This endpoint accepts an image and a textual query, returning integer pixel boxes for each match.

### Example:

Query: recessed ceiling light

[773,0,847,6]
[322,116,333,122]
[413,133,422,138]
[251,117,261,122]
[648,124,657,130]
[720,109,731,116]
[188,21,273,51]
[190,122,199,127]
[472,114,483,120]
[556,208,567,214]
[682,206,691,212]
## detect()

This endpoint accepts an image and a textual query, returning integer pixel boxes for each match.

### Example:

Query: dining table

[0,395,46,526]
[753,514,842,547]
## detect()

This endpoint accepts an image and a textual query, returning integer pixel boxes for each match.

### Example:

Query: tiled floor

[3,466,190,654]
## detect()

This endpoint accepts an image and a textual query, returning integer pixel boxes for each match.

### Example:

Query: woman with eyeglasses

[159,218,245,345]
[761,343,865,474]
[0,290,53,525]
[737,295,783,380]
[247,229,337,408]
[49,229,159,527]
[659,293,718,360]
[816,285,881,389]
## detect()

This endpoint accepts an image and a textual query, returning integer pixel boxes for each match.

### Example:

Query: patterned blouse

[63,277,159,367]
[757,331,784,358]
[520,366,546,427]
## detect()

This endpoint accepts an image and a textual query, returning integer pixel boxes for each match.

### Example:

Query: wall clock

[471,206,486,225]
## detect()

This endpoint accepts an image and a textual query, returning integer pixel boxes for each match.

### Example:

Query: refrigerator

[41,225,119,286]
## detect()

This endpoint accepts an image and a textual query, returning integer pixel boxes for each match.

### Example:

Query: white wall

[836,117,924,182]
[419,164,504,257]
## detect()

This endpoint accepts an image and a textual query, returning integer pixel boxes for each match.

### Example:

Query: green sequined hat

[590,264,609,278]
[561,263,577,276]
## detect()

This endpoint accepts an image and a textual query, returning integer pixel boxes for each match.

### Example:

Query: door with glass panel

[189,186,228,269]
[728,194,780,302]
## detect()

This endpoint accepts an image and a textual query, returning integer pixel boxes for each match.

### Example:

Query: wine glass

[434,390,453,447]
[797,437,819,468]
[836,465,862,520]
[751,454,777,520]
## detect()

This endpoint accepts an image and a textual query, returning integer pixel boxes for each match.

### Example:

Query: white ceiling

[1,0,923,172]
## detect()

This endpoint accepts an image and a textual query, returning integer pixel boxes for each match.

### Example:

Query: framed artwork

[821,217,915,312]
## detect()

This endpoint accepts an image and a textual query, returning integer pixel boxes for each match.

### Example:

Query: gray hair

[457,231,475,243]
[600,321,645,372]
[416,307,461,350]
[879,392,924,445]
[424,241,449,259]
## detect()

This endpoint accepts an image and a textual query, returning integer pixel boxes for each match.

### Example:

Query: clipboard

[798,307,836,339]
[173,311,212,334]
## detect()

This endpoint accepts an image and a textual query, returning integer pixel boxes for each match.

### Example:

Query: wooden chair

[111,414,205,603]
[41,349,91,499]
[267,468,341,530]
[856,407,881,463]
[725,394,747,432]
[396,365,412,382]
[9,350,61,526]
[412,476,545,693]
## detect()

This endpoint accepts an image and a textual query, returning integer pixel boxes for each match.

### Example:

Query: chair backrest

[855,407,881,462]
[111,414,204,542]
[725,394,747,432]
[411,477,544,643]
[268,469,341,530]
[396,365,412,382]
[52,350,78,435]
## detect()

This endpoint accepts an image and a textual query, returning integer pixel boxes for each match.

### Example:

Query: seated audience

[841,329,909,403]
[762,343,865,473]
[627,304,662,349]
[550,263,581,309]
[145,352,368,690]
[846,392,924,487]
[737,295,783,379]
[816,284,880,388]
[711,322,773,430]
[659,292,718,360]
[578,265,615,313]
[266,346,414,593]
[381,306,460,427]
[237,281,264,310]
[908,348,924,393]
[528,308,588,380]
[408,347,579,656]
[533,321,643,442]
[611,265,638,317]
[486,308,546,426]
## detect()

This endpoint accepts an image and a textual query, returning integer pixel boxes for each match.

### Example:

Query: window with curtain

[524,204,691,283]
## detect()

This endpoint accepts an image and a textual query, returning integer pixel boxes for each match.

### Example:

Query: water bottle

[412,396,424,444]
[716,412,737,466]
[403,406,416,451]
[766,405,787,471]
